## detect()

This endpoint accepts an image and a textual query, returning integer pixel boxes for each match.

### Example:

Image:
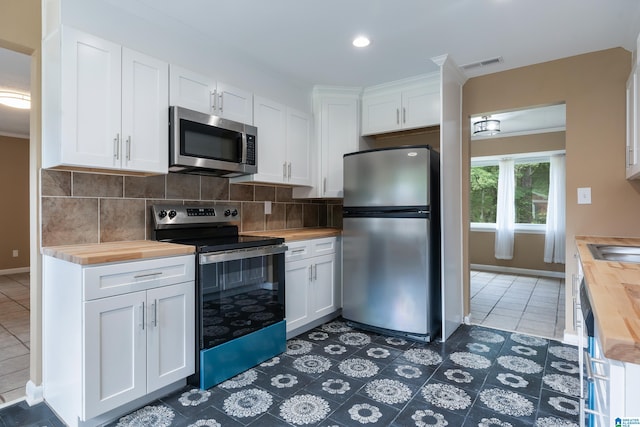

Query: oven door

[197,244,287,350]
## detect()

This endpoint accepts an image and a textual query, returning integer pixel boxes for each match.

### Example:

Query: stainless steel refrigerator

[342,145,440,341]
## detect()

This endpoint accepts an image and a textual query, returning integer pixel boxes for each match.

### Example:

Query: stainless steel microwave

[169,106,257,177]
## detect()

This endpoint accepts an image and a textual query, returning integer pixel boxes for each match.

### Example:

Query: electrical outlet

[12,250,18,257]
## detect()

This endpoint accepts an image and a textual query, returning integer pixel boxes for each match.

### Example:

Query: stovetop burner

[151,204,283,252]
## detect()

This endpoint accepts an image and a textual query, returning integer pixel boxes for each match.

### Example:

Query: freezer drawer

[342,216,434,336]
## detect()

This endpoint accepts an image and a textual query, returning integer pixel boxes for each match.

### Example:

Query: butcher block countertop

[242,227,342,242]
[42,240,196,265]
[576,236,640,364]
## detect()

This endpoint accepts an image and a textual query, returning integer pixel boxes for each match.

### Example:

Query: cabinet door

[310,254,337,319]
[402,87,440,130]
[627,68,640,179]
[253,96,288,183]
[217,82,253,124]
[84,291,146,420]
[169,65,215,114]
[146,282,195,392]
[285,259,311,333]
[361,92,401,135]
[321,97,359,197]
[286,108,312,186]
[61,27,121,169]
[121,48,169,174]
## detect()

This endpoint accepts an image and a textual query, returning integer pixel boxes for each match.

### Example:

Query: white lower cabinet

[285,237,340,335]
[43,254,195,427]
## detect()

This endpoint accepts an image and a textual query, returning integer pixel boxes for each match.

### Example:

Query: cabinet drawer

[83,255,194,301]
[310,237,336,256]
[286,241,311,262]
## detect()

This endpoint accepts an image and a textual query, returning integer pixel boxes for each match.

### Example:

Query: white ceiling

[471,104,567,140]
[2,0,640,137]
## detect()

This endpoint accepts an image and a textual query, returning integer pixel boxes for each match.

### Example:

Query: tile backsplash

[41,170,343,247]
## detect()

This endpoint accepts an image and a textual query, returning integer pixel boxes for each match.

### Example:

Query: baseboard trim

[562,331,581,346]
[0,267,30,276]
[25,380,43,406]
[471,264,565,279]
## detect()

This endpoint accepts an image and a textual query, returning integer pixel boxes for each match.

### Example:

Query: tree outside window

[470,160,550,226]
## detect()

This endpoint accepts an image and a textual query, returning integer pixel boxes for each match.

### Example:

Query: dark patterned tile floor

[0,320,581,427]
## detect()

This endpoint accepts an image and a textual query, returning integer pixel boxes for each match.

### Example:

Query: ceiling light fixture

[473,116,500,135]
[352,36,370,48]
[0,91,31,110]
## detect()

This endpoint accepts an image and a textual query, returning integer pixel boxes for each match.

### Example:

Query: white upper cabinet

[232,95,311,186]
[43,26,168,174]
[294,87,360,199]
[169,65,253,124]
[286,107,313,185]
[361,73,440,136]
[626,65,640,179]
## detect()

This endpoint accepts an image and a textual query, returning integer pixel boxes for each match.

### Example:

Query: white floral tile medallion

[287,339,313,355]
[421,382,472,411]
[402,348,443,366]
[449,351,491,369]
[479,387,535,417]
[364,378,412,405]
[186,419,222,427]
[338,358,379,378]
[534,416,579,427]
[542,374,581,397]
[293,354,332,374]
[278,394,331,425]
[219,369,258,389]
[179,389,211,407]
[115,405,175,427]
[339,332,372,346]
[497,355,543,374]
[222,388,273,418]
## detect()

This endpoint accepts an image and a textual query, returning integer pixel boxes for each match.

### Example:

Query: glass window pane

[470,165,498,223]
[515,162,549,224]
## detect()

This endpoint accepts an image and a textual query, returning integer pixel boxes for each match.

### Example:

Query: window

[470,155,554,230]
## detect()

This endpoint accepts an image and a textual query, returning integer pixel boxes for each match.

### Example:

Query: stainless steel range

[151,204,287,389]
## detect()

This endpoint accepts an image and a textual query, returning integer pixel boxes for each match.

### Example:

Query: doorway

[0,46,31,404]
[467,104,566,340]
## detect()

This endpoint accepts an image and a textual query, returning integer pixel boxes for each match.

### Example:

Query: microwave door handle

[240,132,247,164]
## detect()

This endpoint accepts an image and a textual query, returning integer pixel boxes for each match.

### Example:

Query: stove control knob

[224,209,231,217]
[158,210,167,219]
[168,210,177,219]
[231,209,238,217]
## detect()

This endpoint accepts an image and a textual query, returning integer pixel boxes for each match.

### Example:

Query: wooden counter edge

[241,228,342,242]
[575,236,640,365]
[42,241,196,265]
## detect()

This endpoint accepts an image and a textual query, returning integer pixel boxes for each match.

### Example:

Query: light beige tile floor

[0,273,29,404]
[470,270,565,340]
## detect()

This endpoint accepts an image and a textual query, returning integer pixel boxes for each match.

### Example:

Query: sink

[588,244,640,263]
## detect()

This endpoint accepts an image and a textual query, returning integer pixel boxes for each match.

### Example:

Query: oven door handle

[199,244,288,264]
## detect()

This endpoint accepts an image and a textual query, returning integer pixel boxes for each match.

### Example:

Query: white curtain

[544,154,566,263]
[495,158,515,259]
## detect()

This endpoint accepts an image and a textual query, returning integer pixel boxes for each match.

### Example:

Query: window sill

[470,223,546,235]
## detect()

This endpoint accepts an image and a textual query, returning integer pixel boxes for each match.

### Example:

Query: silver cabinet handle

[583,350,608,382]
[629,145,634,167]
[313,264,317,280]
[291,248,306,254]
[134,272,163,279]
[308,265,313,281]
[152,299,158,327]
[219,92,223,113]
[140,302,145,330]
[211,90,217,112]
[126,136,131,161]
[288,162,292,179]
[323,178,327,194]
[396,108,399,124]
[283,162,287,180]
[113,133,120,160]
[403,107,406,124]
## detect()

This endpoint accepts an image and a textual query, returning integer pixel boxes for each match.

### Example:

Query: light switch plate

[577,187,591,204]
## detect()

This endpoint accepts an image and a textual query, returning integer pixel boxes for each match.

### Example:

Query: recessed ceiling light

[352,36,371,48]
[0,91,31,109]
